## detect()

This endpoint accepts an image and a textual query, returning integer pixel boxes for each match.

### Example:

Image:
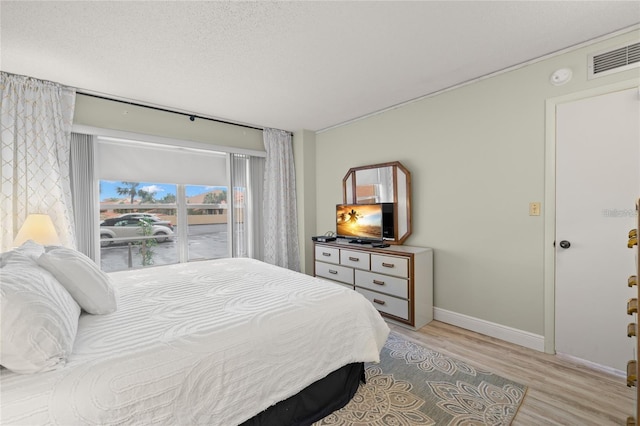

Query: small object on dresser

[372,243,390,248]
[312,236,337,242]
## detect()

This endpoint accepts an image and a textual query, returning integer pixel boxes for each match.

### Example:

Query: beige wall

[293,130,317,274]
[74,94,264,151]
[311,29,640,336]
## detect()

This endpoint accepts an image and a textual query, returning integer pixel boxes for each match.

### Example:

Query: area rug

[314,332,526,426]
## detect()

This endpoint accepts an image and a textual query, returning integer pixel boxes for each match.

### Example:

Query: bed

[1,244,389,425]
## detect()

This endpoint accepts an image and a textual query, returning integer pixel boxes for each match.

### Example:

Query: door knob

[559,240,571,249]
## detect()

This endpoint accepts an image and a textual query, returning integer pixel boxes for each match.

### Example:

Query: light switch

[529,202,541,216]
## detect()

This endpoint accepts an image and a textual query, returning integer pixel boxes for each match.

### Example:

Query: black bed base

[240,362,365,426]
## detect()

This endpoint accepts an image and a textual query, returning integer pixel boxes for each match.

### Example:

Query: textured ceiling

[1,1,639,131]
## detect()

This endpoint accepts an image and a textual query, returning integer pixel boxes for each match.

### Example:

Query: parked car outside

[102,214,174,230]
[116,213,159,220]
[100,218,174,247]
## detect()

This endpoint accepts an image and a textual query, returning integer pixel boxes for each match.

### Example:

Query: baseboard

[434,307,545,352]
[555,352,625,378]
[433,309,625,375]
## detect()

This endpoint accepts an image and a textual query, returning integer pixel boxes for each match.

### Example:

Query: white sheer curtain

[0,73,76,251]
[248,155,265,261]
[262,128,300,271]
[230,153,265,260]
[70,133,97,260]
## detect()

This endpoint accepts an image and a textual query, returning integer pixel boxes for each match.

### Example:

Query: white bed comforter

[1,258,389,425]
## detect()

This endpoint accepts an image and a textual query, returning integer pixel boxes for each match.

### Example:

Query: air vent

[588,41,640,79]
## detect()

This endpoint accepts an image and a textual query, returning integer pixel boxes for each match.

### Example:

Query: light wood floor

[390,320,635,426]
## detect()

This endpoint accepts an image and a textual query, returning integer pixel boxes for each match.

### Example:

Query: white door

[555,87,640,371]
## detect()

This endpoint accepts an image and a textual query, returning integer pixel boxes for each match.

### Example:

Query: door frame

[543,79,639,354]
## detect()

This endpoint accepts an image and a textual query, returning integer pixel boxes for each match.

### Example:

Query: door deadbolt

[559,240,571,249]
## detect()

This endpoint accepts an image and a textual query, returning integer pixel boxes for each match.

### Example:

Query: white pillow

[0,252,81,374]
[37,247,117,315]
[0,240,45,266]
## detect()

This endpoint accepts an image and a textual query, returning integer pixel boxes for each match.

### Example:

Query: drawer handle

[628,298,638,315]
[628,360,637,387]
[381,262,395,268]
[348,256,359,261]
[373,298,386,305]
[628,323,637,338]
[322,252,332,257]
[328,269,338,275]
[629,236,638,248]
[629,275,638,287]
[372,279,385,286]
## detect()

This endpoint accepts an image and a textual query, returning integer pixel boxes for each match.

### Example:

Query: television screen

[336,203,383,241]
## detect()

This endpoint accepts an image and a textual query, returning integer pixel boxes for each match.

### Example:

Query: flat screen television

[336,203,395,243]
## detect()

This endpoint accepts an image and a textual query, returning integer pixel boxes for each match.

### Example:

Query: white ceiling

[1,1,639,132]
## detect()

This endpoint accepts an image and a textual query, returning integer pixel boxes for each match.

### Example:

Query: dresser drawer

[315,246,340,264]
[356,287,409,320]
[315,261,354,285]
[340,249,370,270]
[355,270,408,299]
[371,254,409,278]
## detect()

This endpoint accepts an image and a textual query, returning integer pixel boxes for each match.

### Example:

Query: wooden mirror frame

[342,161,412,244]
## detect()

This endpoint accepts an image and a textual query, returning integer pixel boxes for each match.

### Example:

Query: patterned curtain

[0,73,76,251]
[263,128,300,271]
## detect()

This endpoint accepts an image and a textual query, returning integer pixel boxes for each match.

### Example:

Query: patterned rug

[314,332,526,426]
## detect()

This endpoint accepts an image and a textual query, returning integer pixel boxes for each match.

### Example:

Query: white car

[100,218,174,247]
[115,213,174,230]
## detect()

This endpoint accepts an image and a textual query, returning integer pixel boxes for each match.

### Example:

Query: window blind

[97,138,227,185]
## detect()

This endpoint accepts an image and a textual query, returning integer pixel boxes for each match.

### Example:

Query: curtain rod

[78,91,265,132]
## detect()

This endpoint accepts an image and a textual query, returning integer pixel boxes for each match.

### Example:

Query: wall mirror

[343,161,412,244]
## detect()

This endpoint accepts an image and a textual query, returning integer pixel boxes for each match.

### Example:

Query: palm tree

[214,190,227,203]
[160,193,176,204]
[347,209,362,223]
[203,190,227,204]
[116,182,140,204]
[137,189,156,204]
[203,192,216,204]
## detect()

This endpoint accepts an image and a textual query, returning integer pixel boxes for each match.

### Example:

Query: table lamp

[13,213,61,247]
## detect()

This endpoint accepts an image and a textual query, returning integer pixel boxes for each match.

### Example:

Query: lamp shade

[13,214,61,247]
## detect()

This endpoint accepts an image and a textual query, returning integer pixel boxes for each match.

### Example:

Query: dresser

[313,241,433,329]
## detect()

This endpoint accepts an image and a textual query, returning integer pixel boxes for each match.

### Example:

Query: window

[186,184,229,262]
[99,181,232,271]
[96,137,264,272]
